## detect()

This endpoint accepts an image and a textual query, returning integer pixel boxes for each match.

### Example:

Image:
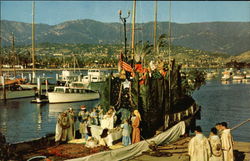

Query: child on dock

[121,119,131,146]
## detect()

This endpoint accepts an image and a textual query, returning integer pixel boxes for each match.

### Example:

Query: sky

[1,1,250,25]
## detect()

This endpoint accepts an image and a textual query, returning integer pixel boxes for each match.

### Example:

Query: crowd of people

[55,105,142,147]
[188,122,234,161]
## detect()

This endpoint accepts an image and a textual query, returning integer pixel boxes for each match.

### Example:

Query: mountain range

[1,19,250,55]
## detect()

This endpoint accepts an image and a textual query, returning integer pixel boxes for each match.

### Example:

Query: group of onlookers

[55,105,142,147]
[188,122,234,161]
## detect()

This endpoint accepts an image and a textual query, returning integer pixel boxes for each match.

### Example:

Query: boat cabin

[82,69,107,83]
[54,86,96,94]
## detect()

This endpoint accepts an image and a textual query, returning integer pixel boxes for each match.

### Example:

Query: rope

[231,118,250,131]
[129,84,136,107]
[114,83,123,107]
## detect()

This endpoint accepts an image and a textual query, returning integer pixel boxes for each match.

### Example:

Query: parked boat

[82,69,107,83]
[221,72,232,81]
[206,72,215,80]
[47,85,99,103]
[19,77,55,90]
[0,76,35,100]
[232,75,245,81]
[56,70,82,86]
[0,90,35,100]
[245,74,250,79]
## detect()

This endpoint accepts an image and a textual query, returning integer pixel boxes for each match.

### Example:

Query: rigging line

[168,0,172,112]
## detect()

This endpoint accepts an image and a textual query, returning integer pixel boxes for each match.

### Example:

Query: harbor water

[0,71,250,143]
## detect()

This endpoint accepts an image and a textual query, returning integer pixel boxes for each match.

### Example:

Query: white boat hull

[48,92,100,103]
[232,75,244,80]
[19,84,55,90]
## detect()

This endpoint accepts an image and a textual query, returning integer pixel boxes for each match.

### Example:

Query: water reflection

[0,97,99,143]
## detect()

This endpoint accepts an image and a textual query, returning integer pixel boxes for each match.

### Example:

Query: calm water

[0,71,250,143]
[193,79,250,142]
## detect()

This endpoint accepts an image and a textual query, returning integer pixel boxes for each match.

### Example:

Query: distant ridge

[1,19,250,55]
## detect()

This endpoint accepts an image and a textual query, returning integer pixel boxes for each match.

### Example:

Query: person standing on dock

[55,112,70,143]
[215,123,223,138]
[97,105,104,125]
[67,108,76,141]
[90,108,98,125]
[208,127,223,161]
[188,126,211,161]
[220,122,234,161]
[121,119,132,146]
[78,105,89,140]
[132,110,141,144]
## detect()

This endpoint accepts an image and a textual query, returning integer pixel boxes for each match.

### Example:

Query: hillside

[1,19,250,55]
[229,51,250,63]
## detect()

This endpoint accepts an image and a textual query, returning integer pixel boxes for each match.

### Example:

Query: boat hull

[0,90,35,100]
[19,84,55,90]
[48,92,100,103]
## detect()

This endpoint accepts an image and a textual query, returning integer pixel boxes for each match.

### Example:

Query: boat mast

[12,32,16,77]
[168,1,172,112]
[131,0,136,62]
[32,1,36,80]
[154,0,158,53]
[0,6,2,77]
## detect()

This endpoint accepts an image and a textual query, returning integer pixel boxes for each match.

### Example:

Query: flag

[120,60,133,73]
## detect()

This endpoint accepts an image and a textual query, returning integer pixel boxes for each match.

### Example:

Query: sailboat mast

[131,0,136,61]
[154,0,158,53]
[0,12,2,77]
[12,32,16,77]
[32,1,36,71]
[168,1,172,112]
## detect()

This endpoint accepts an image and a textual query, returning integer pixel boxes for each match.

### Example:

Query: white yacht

[82,69,107,83]
[48,83,99,103]
[56,70,82,85]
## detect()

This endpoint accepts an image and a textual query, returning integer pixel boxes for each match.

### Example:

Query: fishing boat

[47,84,100,103]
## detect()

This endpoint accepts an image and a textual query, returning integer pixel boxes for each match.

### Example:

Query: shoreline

[0,66,225,72]
[0,67,117,72]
